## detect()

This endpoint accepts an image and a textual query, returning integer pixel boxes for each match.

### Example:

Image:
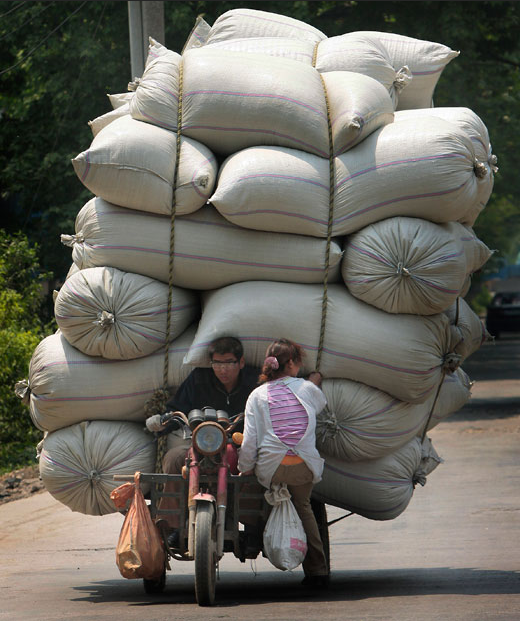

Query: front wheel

[194,503,217,606]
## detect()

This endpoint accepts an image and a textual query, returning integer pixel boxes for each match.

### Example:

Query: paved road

[1,338,519,620]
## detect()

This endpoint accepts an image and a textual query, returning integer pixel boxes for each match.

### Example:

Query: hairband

[264,356,279,370]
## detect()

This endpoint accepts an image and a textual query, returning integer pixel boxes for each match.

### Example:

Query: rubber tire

[194,503,217,606]
[311,499,330,573]
[143,569,166,594]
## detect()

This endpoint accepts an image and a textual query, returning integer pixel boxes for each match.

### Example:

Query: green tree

[0,1,131,283]
[0,230,53,472]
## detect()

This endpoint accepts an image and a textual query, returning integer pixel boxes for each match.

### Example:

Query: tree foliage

[0,230,53,472]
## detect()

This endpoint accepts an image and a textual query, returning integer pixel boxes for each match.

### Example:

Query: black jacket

[165,366,260,418]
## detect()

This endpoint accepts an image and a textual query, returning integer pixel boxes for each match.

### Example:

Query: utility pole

[128,1,165,79]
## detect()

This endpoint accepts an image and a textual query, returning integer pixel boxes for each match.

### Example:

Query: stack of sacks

[23,9,496,519]
[23,44,216,516]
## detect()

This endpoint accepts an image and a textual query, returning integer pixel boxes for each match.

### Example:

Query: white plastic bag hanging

[263,483,307,571]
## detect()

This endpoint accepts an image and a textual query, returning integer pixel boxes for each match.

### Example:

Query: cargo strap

[420,368,446,443]
[315,72,335,372]
[419,296,462,440]
[145,60,184,473]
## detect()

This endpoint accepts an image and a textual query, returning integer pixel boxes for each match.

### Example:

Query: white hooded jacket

[238,376,326,488]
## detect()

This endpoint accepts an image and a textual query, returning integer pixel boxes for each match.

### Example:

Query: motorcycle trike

[114,406,330,606]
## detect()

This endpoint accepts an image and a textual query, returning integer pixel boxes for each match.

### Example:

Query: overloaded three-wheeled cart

[113,408,331,606]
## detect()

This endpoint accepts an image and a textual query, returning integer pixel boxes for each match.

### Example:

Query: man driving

[145,336,260,549]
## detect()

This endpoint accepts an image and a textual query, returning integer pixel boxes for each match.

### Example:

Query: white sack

[39,421,156,516]
[211,116,492,237]
[313,437,442,520]
[62,199,342,288]
[54,266,199,360]
[184,281,458,404]
[205,8,326,45]
[316,33,412,108]
[446,297,489,361]
[130,46,393,157]
[182,16,212,52]
[342,218,492,315]
[73,115,217,216]
[316,368,471,461]
[395,107,497,225]
[203,10,457,110]
[89,104,130,137]
[354,31,459,110]
[108,92,134,109]
[321,71,394,155]
[207,35,408,110]
[26,328,195,432]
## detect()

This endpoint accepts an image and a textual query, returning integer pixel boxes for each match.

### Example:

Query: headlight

[192,422,226,456]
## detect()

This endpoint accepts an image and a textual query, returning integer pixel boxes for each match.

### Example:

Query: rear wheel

[194,503,217,606]
[311,499,330,573]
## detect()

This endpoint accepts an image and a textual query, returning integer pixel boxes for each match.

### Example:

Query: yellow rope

[312,41,319,68]
[316,73,335,372]
[153,61,184,474]
[421,368,447,443]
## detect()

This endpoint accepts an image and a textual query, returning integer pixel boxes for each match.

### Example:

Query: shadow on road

[70,567,520,606]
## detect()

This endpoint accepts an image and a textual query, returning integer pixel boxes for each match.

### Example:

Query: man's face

[210,352,245,392]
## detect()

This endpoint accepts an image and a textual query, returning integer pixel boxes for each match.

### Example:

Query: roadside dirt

[0,464,45,505]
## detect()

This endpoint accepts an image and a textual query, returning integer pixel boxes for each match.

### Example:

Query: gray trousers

[271,462,328,577]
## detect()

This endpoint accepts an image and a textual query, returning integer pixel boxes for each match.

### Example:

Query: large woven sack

[342,218,492,315]
[395,107,497,225]
[54,266,199,360]
[184,281,458,404]
[207,34,408,110]
[89,104,130,137]
[73,115,217,216]
[24,327,195,432]
[108,92,134,109]
[211,116,492,237]
[89,93,135,137]
[203,10,457,110]
[351,31,459,110]
[130,45,393,157]
[62,199,342,288]
[205,8,326,45]
[317,368,471,461]
[39,421,156,516]
[445,297,489,361]
[313,436,442,520]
